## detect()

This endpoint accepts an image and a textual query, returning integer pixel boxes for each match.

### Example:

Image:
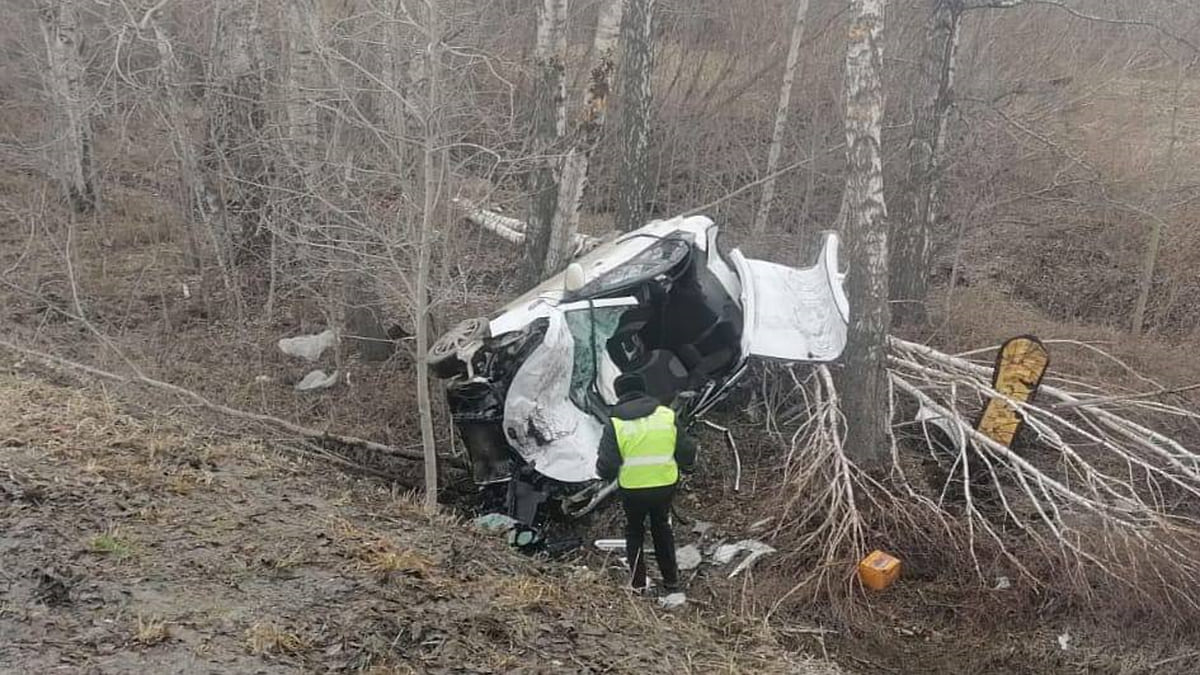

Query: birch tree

[751,0,810,235]
[415,1,444,513]
[837,0,890,463]
[616,0,656,232]
[891,0,963,326]
[522,0,569,284]
[38,0,95,213]
[542,0,624,274]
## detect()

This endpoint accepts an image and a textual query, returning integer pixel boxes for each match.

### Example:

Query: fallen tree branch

[0,338,424,461]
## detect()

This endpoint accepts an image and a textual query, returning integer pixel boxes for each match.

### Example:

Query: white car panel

[731,231,849,362]
[502,312,602,483]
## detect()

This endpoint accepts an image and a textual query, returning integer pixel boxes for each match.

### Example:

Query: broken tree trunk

[615,0,656,232]
[752,0,810,235]
[38,0,96,213]
[891,0,962,326]
[543,0,624,275]
[523,0,570,285]
[837,0,891,464]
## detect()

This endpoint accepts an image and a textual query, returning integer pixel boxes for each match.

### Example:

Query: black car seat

[630,349,690,405]
[677,320,738,386]
[606,306,652,370]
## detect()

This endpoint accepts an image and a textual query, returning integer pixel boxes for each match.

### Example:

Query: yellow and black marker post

[975,335,1050,448]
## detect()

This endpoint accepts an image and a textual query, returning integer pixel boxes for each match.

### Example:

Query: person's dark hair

[614,373,647,399]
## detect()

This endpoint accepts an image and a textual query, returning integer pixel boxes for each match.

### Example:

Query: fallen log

[0,338,423,461]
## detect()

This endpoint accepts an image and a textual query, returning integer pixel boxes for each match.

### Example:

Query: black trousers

[621,484,678,591]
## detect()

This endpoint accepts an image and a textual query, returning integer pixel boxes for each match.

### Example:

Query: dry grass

[133,615,170,646]
[244,621,311,657]
[489,574,566,611]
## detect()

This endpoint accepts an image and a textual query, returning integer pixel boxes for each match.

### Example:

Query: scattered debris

[1058,631,1072,651]
[857,550,902,591]
[994,576,1012,590]
[295,369,340,392]
[713,540,775,578]
[676,544,702,571]
[472,513,518,533]
[659,592,687,609]
[278,329,336,362]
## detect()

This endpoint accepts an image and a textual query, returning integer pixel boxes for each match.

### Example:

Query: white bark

[416,0,443,513]
[616,0,656,232]
[838,0,890,463]
[543,0,624,275]
[39,0,95,212]
[282,0,323,176]
[523,0,570,283]
[752,0,810,234]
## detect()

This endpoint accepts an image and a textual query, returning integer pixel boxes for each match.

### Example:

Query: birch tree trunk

[522,0,569,285]
[282,0,323,178]
[615,0,656,232]
[416,1,444,513]
[751,0,810,235]
[39,0,95,213]
[891,0,962,326]
[838,0,891,464]
[543,0,623,275]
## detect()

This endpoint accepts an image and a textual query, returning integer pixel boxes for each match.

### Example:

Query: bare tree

[415,0,444,513]
[38,0,95,213]
[752,0,810,234]
[616,0,656,232]
[891,0,963,326]
[542,0,624,274]
[522,0,569,284]
[838,0,890,463]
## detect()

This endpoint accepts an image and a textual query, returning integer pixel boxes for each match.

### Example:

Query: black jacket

[596,393,696,483]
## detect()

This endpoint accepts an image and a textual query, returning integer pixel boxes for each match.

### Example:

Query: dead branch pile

[764,337,1200,621]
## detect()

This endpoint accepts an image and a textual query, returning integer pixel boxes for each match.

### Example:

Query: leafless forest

[3,0,1200,672]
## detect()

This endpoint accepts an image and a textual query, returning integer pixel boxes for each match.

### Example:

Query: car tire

[429,317,489,379]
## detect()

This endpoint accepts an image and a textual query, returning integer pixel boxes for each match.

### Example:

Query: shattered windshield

[565,305,625,411]
[570,236,692,299]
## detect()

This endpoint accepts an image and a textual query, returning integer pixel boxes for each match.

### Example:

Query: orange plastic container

[858,550,902,591]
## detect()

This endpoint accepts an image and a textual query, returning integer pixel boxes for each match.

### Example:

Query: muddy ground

[0,365,839,674]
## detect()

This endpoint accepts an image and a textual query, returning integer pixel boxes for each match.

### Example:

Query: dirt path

[0,367,837,674]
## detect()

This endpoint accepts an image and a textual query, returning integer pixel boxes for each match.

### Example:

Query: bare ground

[0,365,836,674]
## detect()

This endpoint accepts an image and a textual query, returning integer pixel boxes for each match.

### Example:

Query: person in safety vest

[596,373,696,593]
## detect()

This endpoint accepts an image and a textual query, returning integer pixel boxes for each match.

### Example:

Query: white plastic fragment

[473,513,518,532]
[676,545,702,571]
[1057,631,1071,650]
[994,576,1011,590]
[295,369,339,391]
[278,329,337,362]
[659,592,687,609]
[713,539,776,578]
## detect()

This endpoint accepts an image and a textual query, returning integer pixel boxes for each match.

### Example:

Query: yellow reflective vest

[612,406,679,489]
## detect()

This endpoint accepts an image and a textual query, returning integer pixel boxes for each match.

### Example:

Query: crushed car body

[430,215,849,537]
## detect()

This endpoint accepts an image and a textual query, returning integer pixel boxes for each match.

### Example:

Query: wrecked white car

[431,215,849,533]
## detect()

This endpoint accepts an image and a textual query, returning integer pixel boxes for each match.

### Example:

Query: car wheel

[429,317,489,379]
